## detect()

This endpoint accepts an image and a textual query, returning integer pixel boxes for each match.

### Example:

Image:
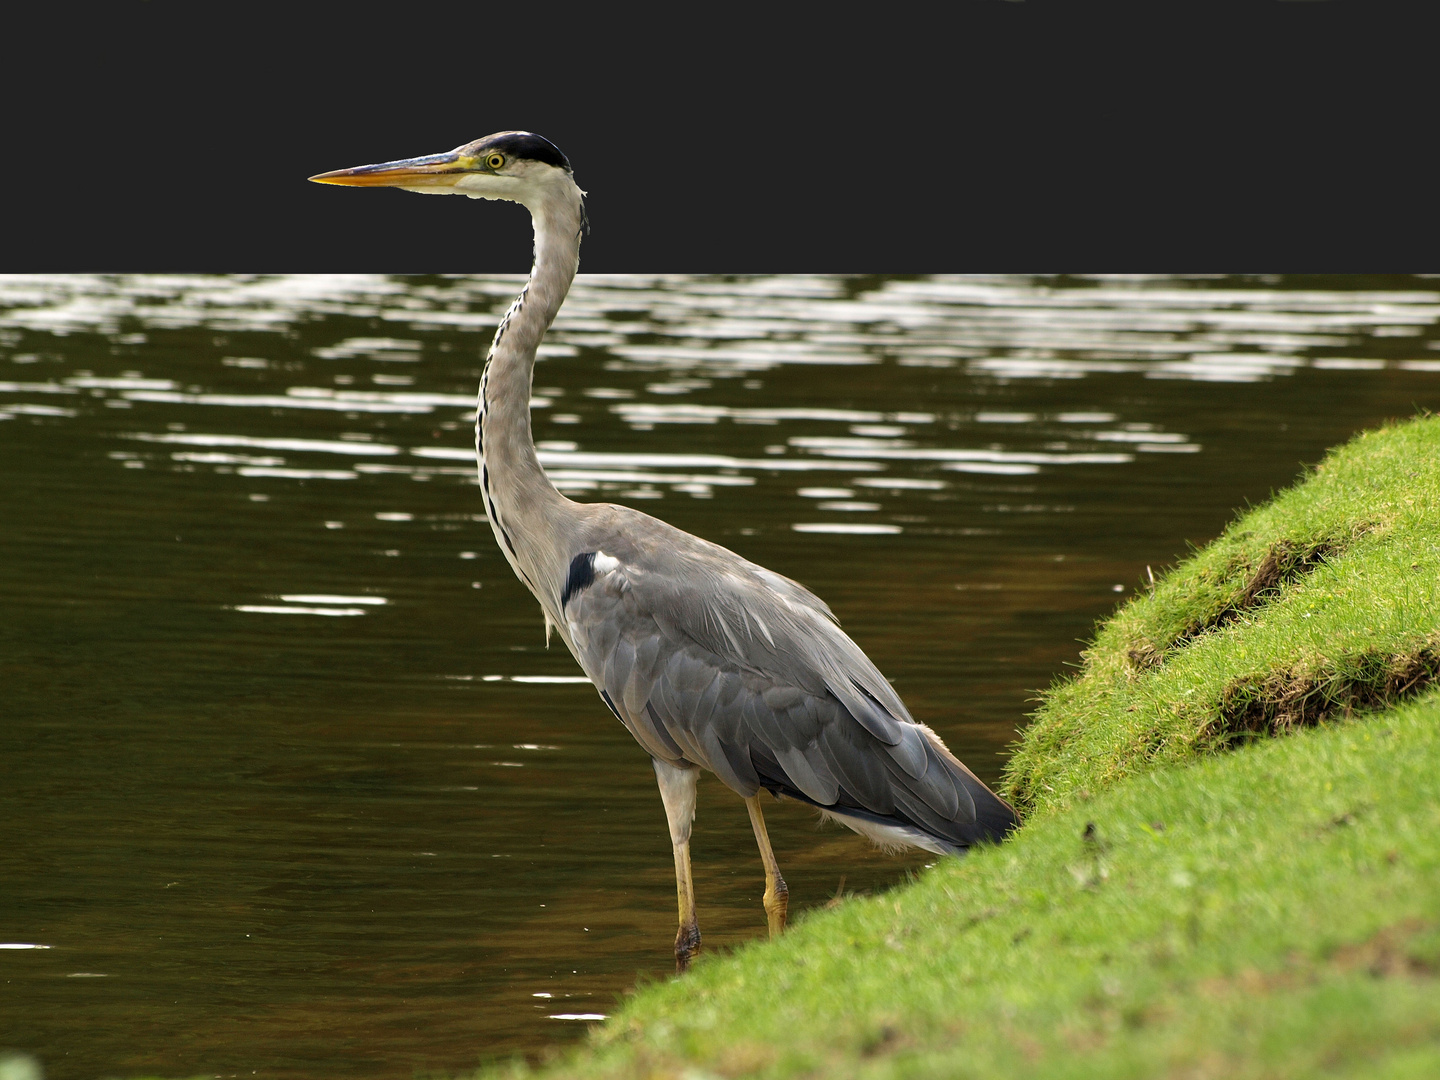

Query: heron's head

[309,131,581,215]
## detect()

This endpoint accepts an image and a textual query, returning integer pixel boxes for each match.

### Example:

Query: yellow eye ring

[486,153,505,170]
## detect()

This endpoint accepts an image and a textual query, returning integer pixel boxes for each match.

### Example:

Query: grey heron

[310,133,1018,972]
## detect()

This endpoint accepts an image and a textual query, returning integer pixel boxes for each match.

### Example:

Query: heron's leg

[744,794,789,937]
[652,759,701,973]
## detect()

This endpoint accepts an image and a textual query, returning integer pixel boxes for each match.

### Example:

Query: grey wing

[561,544,1014,849]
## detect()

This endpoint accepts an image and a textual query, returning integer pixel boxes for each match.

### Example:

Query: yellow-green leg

[670,836,700,972]
[654,759,702,972]
[745,794,789,937]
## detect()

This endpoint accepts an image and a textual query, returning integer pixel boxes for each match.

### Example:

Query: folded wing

[559,524,1015,850]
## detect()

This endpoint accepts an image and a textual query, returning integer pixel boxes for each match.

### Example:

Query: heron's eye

[486,153,506,170]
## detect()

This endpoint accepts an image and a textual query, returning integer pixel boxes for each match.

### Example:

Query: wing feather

[690,664,724,725]
[623,632,662,717]
[699,716,760,796]
[642,702,689,761]
[741,690,793,752]
[814,713,896,816]
[774,741,840,804]
[883,724,931,780]
[603,637,638,711]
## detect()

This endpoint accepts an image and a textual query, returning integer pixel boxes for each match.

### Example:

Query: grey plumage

[310,131,1018,972]
[559,503,1009,852]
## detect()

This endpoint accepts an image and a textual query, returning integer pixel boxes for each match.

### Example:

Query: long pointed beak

[308,149,472,188]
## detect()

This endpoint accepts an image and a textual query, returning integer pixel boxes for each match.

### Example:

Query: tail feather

[753,736,1018,855]
[954,769,1019,843]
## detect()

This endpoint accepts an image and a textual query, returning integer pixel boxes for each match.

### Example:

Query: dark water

[3,274,1438,1078]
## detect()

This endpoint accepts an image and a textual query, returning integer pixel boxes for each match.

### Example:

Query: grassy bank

[1004,416,1440,818]
[500,691,1440,1079]
[484,418,1440,1079]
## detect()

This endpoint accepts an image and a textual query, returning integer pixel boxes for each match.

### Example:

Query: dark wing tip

[964,781,1020,843]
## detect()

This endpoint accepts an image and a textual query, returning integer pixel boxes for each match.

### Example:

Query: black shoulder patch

[561,552,596,608]
[469,131,571,171]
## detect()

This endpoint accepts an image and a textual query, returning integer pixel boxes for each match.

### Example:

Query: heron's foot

[674,920,701,973]
[763,875,789,938]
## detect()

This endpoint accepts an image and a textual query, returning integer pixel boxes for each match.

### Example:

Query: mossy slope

[1003,416,1440,818]
[503,690,1440,1080]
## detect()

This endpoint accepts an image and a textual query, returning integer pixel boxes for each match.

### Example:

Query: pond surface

[3,274,1439,1078]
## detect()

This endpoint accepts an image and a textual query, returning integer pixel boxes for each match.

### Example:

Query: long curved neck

[476,180,585,607]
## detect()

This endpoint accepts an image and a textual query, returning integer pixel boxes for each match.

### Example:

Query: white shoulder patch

[592,552,621,575]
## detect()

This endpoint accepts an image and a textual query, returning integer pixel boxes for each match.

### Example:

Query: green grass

[499,688,1440,1079]
[1004,415,1440,818]
[478,416,1440,1079]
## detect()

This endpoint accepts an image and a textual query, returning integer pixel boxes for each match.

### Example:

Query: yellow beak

[308,149,473,188]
